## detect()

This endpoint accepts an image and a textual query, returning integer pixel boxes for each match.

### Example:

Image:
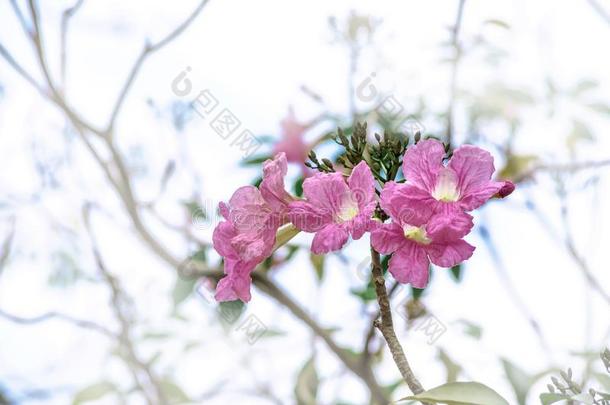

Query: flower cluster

[213,137,514,302]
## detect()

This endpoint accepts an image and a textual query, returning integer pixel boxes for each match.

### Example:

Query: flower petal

[347,161,376,209]
[427,239,475,268]
[260,153,293,212]
[214,259,256,302]
[402,139,445,192]
[302,172,351,216]
[371,223,405,254]
[380,182,435,226]
[426,209,474,242]
[288,200,331,232]
[311,223,350,254]
[388,243,430,288]
[212,221,238,259]
[448,145,502,210]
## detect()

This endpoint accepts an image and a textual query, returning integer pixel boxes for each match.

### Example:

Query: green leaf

[294,176,305,197]
[309,253,325,282]
[72,382,116,404]
[570,392,594,404]
[455,319,482,340]
[350,283,377,302]
[450,265,462,282]
[594,372,610,391]
[160,379,190,404]
[438,349,462,383]
[242,153,272,166]
[501,359,534,405]
[172,277,196,308]
[587,102,610,115]
[399,381,510,405]
[539,392,569,404]
[295,357,319,405]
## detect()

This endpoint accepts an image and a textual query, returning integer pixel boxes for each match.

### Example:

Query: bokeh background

[1,0,609,404]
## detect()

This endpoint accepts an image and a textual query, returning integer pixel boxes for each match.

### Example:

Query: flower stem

[370,245,426,396]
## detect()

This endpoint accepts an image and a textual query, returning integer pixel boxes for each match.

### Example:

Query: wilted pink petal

[260,153,293,213]
[215,259,256,302]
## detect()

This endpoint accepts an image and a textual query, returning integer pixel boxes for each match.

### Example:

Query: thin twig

[445,0,466,147]
[370,246,425,397]
[587,0,610,25]
[60,0,85,88]
[106,0,211,131]
[0,308,115,337]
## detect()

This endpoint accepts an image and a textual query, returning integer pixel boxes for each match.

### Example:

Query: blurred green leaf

[455,319,482,340]
[242,153,272,166]
[484,19,510,30]
[295,357,318,405]
[450,264,462,282]
[587,102,610,115]
[438,349,462,383]
[72,381,116,404]
[294,176,305,197]
[160,379,190,404]
[501,359,534,405]
[310,253,325,282]
[399,381,509,404]
[539,392,569,404]
[566,120,595,152]
[172,277,196,308]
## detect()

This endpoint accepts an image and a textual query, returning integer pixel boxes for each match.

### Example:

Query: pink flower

[288,161,377,254]
[273,108,310,164]
[370,181,475,288]
[213,153,293,302]
[403,139,513,212]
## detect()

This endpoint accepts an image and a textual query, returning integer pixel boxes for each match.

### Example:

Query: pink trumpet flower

[213,153,293,302]
[370,181,475,288]
[402,139,514,212]
[288,161,377,254]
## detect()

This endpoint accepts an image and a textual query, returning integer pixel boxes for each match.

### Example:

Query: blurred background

[1,0,609,404]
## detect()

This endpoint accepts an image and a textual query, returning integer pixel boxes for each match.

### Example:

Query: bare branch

[0,308,115,337]
[445,0,467,147]
[60,0,86,87]
[106,0,211,131]
[0,43,46,95]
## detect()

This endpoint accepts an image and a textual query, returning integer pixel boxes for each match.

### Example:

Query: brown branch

[106,0,211,131]
[370,246,425,397]
[0,308,115,337]
[60,0,85,87]
[445,0,466,147]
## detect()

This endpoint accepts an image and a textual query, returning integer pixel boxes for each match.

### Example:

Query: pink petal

[347,161,377,209]
[311,223,350,254]
[426,209,474,242]
[448,145,502,210]
[370,223,406,255]
[349,211,375,240]
[230,229,275,262]
[302,172,351,216]
[380,182,435,227]
[227,186,269,233]
[288,200,331,232]
[427,239,475,268]
[402,139,445,192]
[260,153,293,212]
[212,221,239,259]
[388,243,430,288]
[214,259,256,302]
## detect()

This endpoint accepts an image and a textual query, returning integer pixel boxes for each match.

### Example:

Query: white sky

[0,0,609,404]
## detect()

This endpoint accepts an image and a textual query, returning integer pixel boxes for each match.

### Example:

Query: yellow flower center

[336,195,359,223]
[403,225,431,245]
